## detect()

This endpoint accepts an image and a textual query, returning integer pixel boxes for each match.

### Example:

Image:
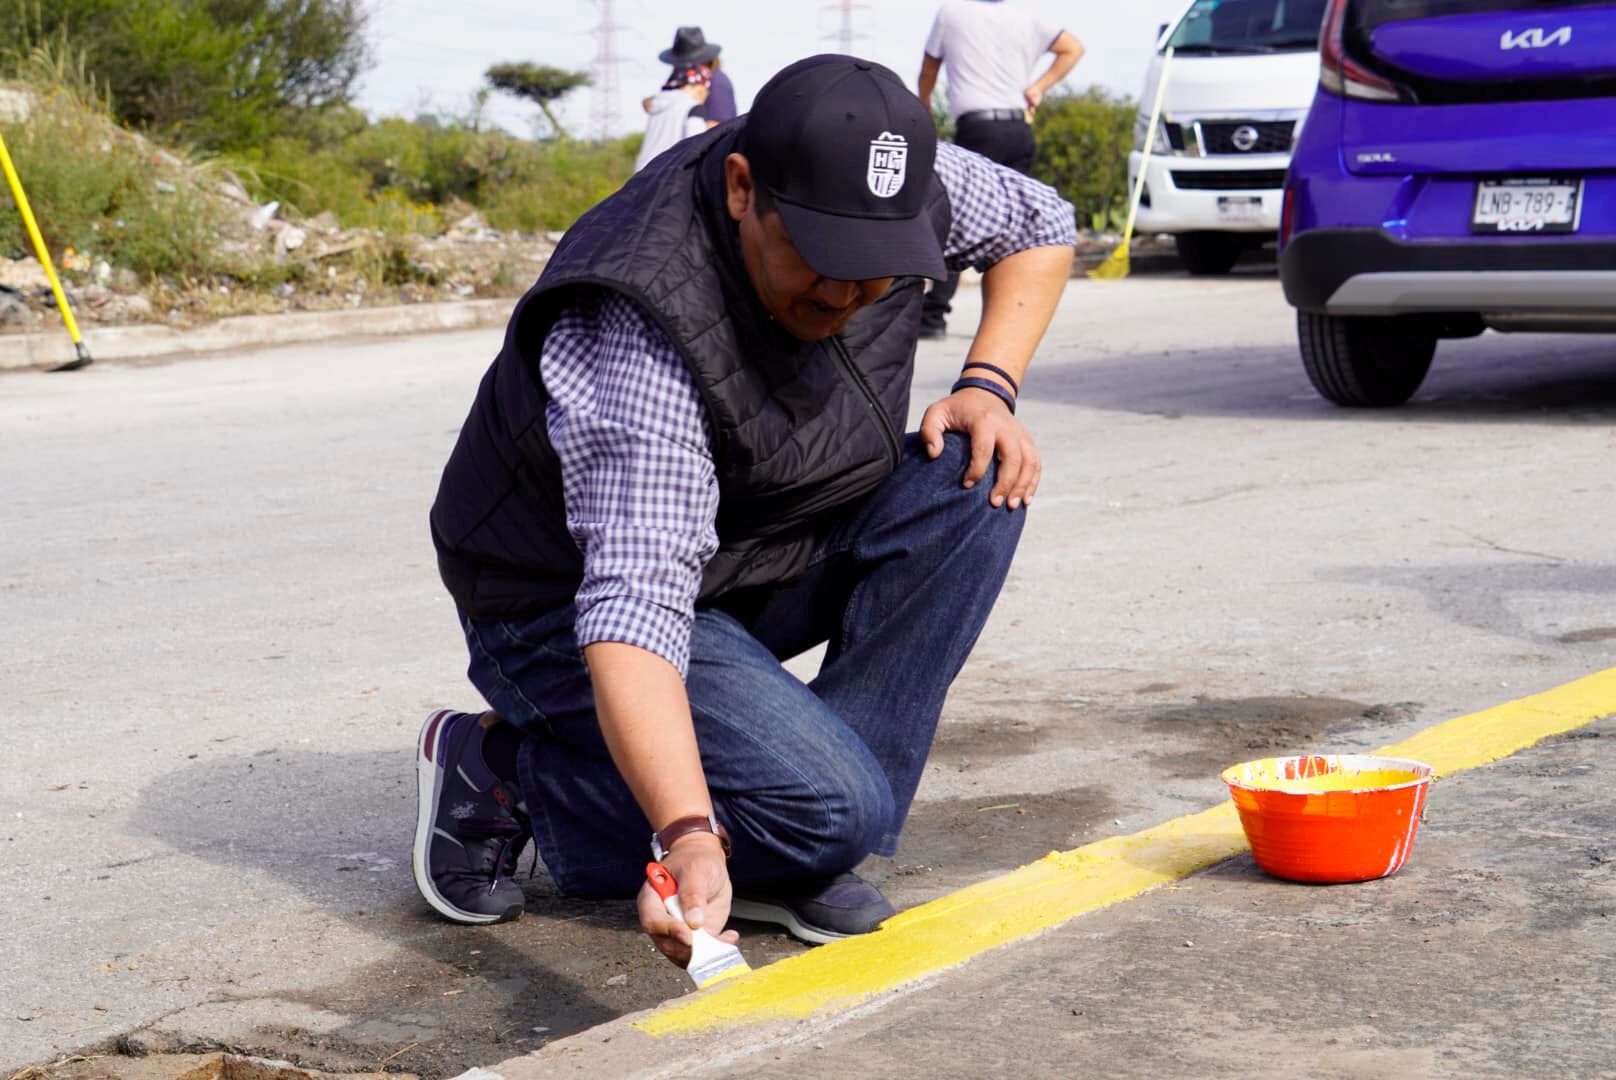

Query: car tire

[1297,311,1437,408]
[1175,232,1242,276]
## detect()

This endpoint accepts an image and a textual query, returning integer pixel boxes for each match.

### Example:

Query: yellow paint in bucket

[1229,757,1427,794]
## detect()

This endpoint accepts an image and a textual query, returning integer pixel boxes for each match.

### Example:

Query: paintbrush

[646,861,751,989]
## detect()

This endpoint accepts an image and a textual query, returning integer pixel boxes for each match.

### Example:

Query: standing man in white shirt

[918,1,1084,338]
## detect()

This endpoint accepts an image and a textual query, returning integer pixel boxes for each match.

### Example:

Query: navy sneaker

[730,872,896,944]
[412,709,531,925]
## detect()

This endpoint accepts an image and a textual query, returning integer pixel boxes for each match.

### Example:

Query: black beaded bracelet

[952,376,1017,415]
[960,362,1020,397]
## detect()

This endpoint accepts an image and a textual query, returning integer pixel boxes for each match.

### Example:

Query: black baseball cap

[740,55,946,282]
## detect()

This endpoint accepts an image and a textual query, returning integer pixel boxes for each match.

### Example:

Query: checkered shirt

[544,141,1076,676]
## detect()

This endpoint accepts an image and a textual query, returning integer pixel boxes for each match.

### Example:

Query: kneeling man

[416,55,1075,967]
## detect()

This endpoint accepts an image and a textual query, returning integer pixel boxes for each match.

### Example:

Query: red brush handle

[646,861,679,902]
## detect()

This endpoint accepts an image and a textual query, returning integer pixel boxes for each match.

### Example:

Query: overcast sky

[359,0,1189,138]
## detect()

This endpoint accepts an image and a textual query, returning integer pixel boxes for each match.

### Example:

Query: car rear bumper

[1282,227,1616,314]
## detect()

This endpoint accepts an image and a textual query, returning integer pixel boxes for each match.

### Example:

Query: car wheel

[1175,232,1242,276]
[1297,311,1437,408]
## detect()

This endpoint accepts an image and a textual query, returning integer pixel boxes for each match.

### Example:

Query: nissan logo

[1231,125,1261,152]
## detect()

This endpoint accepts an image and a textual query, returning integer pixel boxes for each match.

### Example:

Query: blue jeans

[463,434,1024,898]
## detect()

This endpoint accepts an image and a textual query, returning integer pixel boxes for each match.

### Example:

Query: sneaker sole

[412,709,522,926]
[729,898,854,945]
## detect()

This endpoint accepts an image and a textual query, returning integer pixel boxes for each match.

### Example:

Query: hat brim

[658,44,721,65]
[775,199,948,282]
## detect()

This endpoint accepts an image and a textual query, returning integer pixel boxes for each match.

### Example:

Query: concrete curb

[0,257,1201,374]
[0,299,511,372]
[0,259,1199,374]
[457,1006,833,1080]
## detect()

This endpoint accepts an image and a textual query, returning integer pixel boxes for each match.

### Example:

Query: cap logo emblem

[867,132,908,199]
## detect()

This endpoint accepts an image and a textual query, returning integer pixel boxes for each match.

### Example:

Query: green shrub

[0,92,226,279]
[227,116,639,236]
[482,137,639,233]
[352,190,441,236]
[230,135,373,220]
[0,0,369,152]
[1033,88,1136,230]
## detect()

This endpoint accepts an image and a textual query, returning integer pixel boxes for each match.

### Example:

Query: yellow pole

[0,128,92,370]
[1088,46,1175,281]
[1119,46,1176,250]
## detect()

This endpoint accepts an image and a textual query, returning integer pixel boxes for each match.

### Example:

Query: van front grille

[1171,169,1287,191]
[1200,120,1296,155]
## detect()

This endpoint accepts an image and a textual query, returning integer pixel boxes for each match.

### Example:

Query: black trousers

[923,114,1038,331]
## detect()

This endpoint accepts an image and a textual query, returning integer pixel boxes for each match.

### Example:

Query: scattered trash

[0,100,557,335]
[0,285,30,327]
[604,973,628,987]
[250,201,281,230]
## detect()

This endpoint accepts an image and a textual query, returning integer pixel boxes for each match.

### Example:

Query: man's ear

[725,153,754,224]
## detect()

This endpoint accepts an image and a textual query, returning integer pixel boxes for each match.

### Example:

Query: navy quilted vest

[430,124,952,618]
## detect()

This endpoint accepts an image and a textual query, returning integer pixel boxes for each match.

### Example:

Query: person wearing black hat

[416,56,1075,966]
[659,25,721,67]
[642,27,737,130]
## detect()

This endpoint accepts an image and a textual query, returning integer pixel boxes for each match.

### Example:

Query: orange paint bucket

[1221,754,1434,884]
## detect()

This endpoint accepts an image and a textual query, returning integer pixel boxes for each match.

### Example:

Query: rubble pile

[0,97,558,334]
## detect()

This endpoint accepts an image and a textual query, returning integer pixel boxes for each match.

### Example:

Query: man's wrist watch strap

[651,813,732,860]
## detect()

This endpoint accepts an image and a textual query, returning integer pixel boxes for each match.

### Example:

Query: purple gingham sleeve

[934,140,1078,273]
[541,293,718,677]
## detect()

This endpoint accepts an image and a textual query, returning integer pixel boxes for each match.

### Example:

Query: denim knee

[920,432,1007,500]
[807,759,895,876]
[931,431,980,471]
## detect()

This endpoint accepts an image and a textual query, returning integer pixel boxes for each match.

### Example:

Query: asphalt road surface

[4,271,1614,1078]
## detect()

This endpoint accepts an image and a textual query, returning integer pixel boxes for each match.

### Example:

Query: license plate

[1472,177,1583,234]
[1217,195,1263,223]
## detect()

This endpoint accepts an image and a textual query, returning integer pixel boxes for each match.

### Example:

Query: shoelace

[454,815,529,894]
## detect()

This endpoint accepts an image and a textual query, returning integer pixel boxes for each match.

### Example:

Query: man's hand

[1023,84,1044,111]
[920,389,1041,510]
[636,834,738,967]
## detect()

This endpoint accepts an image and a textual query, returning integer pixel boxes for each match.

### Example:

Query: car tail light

[1280,186,1296,248]
[1319,0,1401,102]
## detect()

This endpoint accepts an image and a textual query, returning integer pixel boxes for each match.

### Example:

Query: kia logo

[1501,26,1572,49]
[1231,125,1260,152]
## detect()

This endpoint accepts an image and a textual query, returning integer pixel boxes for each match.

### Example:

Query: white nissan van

[1127,0,1329,274]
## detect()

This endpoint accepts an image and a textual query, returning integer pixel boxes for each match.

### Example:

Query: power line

[591,0,630,141]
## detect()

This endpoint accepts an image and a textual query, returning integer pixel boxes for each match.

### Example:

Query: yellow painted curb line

[636,667,1616,1038]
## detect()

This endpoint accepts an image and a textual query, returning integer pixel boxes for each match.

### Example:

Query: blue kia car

[1280,0,1616,405]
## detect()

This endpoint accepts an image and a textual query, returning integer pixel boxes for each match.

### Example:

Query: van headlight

[1134,112,1173,155]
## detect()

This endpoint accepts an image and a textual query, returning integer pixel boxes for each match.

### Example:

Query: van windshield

[1355,0,1612,30]
[1165,0,1331,53]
